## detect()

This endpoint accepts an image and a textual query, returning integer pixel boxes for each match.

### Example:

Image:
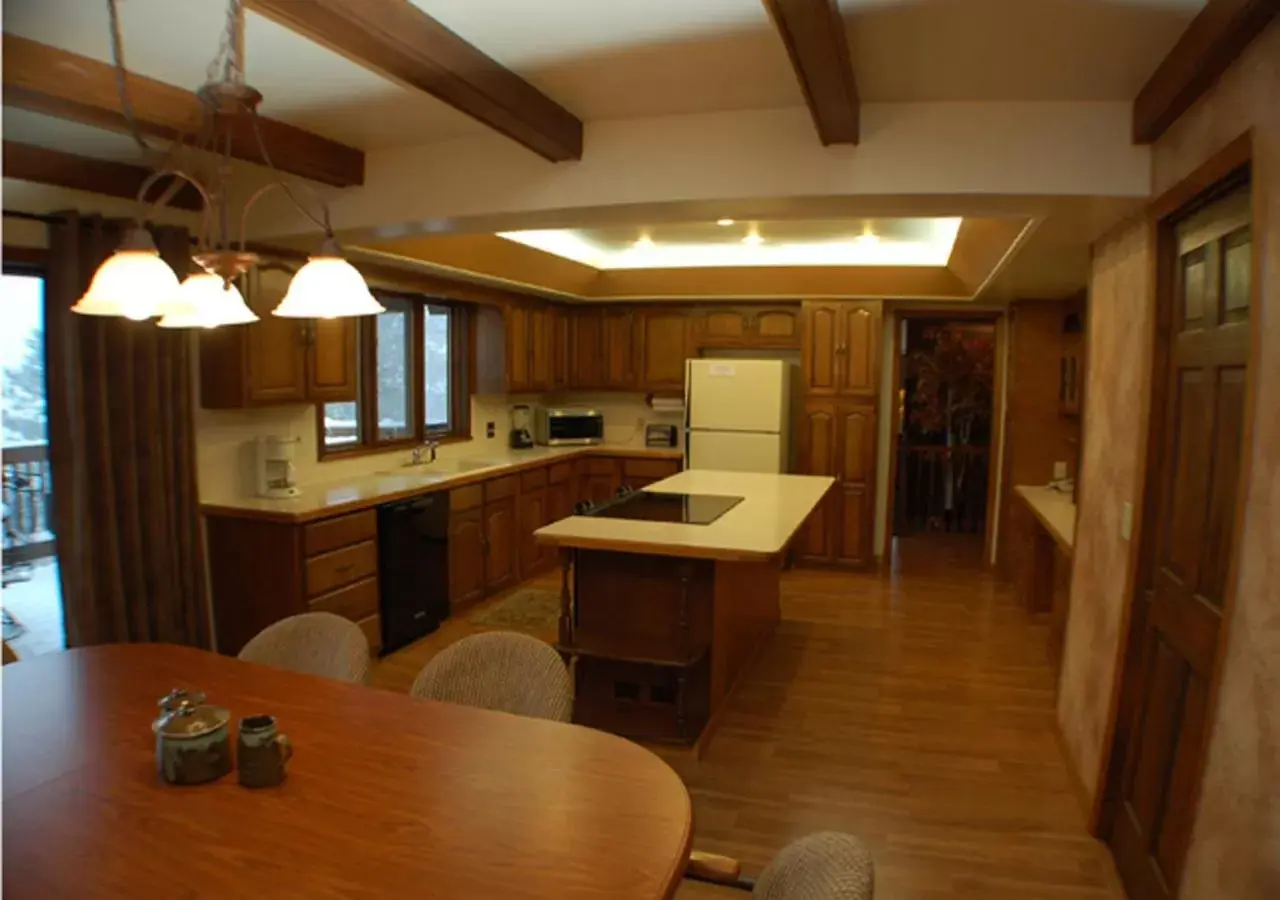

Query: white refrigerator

[684,359,791,473]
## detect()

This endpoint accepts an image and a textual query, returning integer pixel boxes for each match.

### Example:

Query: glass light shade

[272,255,384,318]
[157,274,259,329]
[72,249,181,321]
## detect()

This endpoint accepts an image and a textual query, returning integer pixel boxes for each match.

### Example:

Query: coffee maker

[254,435,301,498]
[508,404,535,450]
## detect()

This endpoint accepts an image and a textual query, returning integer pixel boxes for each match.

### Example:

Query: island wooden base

[558,548,781,754]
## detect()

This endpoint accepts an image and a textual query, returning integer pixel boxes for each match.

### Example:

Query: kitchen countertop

[535,470,834,562]
[200,445,684,524]
[1014,484,1077,552]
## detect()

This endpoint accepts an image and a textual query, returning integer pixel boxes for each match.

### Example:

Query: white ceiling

[3,0,1206,152]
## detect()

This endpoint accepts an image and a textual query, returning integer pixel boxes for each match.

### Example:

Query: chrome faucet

[410,440,440,466]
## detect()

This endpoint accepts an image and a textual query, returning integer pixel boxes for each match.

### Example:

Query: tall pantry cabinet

[797,301,882,567]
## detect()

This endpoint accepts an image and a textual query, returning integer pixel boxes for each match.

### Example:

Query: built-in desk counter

[1011,484,1077,680]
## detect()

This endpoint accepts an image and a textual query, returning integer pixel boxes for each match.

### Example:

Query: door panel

[837,304,879,396]
[448,511,485,608]
[753,308,799,344]
[835,485,871,566]
[697,309,748,344]
[484,498,518,592]
[839,406,874,482]
[571,309,602,388]
[520,489,548,576]
[529,306,552,390]
[802,302,839,394]
[799,401,836,560]
[638,309,689,390]
[837,405,876,566]
[307,318,358,402]
[1109,182,1251,900]
[602,309,635,389]
[687,431,783,473]
[507,306,531,391]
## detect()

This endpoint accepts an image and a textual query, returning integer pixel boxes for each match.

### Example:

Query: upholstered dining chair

[410,631,572,723]
[686,832,875,899]
[2,641,19,665]
[238,612,370,684]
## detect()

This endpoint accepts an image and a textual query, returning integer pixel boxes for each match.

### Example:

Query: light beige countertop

[1014,484,1077,552]
[201,445,683,523]
[535,470,835,562]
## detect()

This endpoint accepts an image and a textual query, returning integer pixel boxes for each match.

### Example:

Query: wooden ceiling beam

[1133,0,1279,143]
[2,34,365,187]
[3,140,204,211]
[247,0,584,162]
[762,0,860,144]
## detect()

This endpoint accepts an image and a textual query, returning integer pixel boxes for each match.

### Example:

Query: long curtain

[45,212,210,648]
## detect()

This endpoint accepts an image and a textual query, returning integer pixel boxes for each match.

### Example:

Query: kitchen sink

[371,458,500,475]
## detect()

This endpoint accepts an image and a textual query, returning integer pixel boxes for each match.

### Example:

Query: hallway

[373,536,1121,898]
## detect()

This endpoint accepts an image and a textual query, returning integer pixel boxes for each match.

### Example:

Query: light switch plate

[1121,502,1134,540]
[1053,461,1068,481]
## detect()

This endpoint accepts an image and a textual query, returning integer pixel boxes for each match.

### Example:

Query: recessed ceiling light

[742,232,764,247]
[854,231,880,247]
[716,218,735,227]
[634,235,655,250]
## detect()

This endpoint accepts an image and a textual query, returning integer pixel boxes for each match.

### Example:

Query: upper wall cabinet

[475,302,560,394]
[691,306,800,349]
[200,265,357,409]
[635,307,689,392]
[801,301,882,399]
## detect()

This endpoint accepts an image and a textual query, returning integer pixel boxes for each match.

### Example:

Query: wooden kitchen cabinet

[483,479,519,593]
[570,307,604,389]
[636,307,689,391]
[692,305,800,349]
[199,265,357,409]
[519,488,549,576]
[529,304,553,391]
[581,457,623,506]
[447,505,486,610]
[551,305,572,390]
[801,301,882,399]
[601,307,637,389]
[621,457,682,489]
[476,302,558,394]
[797,398,876,567]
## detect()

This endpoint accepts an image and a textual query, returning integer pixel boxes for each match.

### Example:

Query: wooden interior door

[1108,182,1252,900]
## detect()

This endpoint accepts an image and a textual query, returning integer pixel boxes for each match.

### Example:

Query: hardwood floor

[370,536,1123,900]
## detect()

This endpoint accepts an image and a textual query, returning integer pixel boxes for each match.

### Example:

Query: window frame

[317,294,470,460]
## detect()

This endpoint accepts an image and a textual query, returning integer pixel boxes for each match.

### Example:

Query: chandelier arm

[239,107,333,242]
[134,168,215,250]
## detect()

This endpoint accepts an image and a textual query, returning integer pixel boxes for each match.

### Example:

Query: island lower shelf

[555,547,781,751]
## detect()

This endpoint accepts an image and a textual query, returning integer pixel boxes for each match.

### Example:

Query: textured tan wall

[1152,20,1280,900]
[1058,220,1152,797]
[1060,18,1280,899]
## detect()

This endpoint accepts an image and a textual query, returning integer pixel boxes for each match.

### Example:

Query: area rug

[469,588,561,632]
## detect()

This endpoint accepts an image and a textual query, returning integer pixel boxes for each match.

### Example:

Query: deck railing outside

[2,442,55,563]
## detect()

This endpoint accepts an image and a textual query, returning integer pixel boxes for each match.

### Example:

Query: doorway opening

[889,316,998,550]
[2,253,65,657]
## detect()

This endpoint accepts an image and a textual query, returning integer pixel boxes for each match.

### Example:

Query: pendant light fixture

[78,0,383,327]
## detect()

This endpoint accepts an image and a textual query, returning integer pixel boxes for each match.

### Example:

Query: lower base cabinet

[798,399,877,568]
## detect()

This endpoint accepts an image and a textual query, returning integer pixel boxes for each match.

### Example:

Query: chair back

[753,832,874,900]
[411,631,572,722]
[238,612,370,684]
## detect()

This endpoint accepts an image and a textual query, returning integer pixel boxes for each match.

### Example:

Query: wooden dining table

[2,644,693,898]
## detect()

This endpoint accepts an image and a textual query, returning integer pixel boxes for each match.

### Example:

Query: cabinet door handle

[333,563,354,575]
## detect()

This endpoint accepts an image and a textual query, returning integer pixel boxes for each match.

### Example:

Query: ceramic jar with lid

[153,689,233,785]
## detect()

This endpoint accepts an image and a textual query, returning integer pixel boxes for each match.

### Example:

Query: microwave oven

[536,408,604,446]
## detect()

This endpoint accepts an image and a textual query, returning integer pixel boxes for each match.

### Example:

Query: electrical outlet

[485,421,495,439]
[1053,461,1068,481]
[1121,502,1134,540]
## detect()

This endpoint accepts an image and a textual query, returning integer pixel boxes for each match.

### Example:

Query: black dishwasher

[377,494,451,654]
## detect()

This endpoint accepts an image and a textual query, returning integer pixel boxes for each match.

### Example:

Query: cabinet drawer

[304,509,377,557]
[549,462,573,484]
[623,458,681,480]
[484,475,518,502]
[451,484,483,512]
[306,540,377,597]
[308,576,379,622]
[520,467,548,491]
[357,613,382,654]
[583,457,620,476]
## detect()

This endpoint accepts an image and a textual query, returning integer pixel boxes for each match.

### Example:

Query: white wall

[248,102,1151,240]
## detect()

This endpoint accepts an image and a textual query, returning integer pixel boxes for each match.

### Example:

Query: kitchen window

[319,295,469,457]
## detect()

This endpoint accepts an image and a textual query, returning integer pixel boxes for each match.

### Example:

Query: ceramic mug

[237,715,293,788]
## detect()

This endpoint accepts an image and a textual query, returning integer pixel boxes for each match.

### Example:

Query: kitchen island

[536,470,833,753]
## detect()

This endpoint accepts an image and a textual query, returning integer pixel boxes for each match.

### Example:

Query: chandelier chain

[106,0,153,157]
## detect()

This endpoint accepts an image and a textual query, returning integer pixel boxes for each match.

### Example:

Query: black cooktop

[586,491,744,525]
